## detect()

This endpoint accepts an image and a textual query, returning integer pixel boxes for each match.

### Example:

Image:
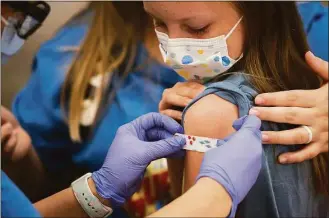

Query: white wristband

[71,173,113,218]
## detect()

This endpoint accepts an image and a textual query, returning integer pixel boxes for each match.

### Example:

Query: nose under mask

[155,17,243,82]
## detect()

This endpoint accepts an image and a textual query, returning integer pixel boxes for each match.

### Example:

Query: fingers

[249,107,314,125]
[4,133,17,153]
[160,90,191,109]
[1,123,14,142]
[232,115,261,131]
[137,113,183,134]
[160,109,183,121]
[305,51,328,81]
[225,115,262,147]
[160,81,205,111]
[261,126,311,145]
[1,123,17,153]
[159,82,205,122]
[150,135,186,160]
[278,143,320,164]
[1,106,19,127]
[146,128,173,141]
[174,81,205,99]
[254,89,316,108]
[10,130,32,161]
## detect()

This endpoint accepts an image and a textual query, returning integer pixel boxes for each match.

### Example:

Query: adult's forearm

[149,177,232,217]
[34,186,87,217]
[34,178,111,217]
[2,147,47,201]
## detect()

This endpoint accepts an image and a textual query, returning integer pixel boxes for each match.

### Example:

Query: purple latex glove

[197,115,262,217]
[92,113,185,207]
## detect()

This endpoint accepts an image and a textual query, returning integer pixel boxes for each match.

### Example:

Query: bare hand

[159,81,205,120]
[1,106,32,161]
[249,51,328,164]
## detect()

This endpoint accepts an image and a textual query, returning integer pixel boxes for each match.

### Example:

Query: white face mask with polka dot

[155,17,243,81]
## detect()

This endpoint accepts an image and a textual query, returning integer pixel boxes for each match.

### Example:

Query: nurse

[9,3,185,204]
[2,112,262,217]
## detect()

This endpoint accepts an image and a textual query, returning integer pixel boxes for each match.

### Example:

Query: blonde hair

[61,2,147,142]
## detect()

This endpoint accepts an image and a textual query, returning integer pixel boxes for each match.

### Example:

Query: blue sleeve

[298,2,328,61]
[135,43,185,88]
[12,24,88,171]
[1,171,41,217]
[155,65,185,88]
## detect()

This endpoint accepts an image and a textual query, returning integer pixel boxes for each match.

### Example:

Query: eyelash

[153,19,210,37]
[187,25,210,36]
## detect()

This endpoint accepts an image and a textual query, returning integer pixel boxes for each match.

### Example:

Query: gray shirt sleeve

[181,73,328,218]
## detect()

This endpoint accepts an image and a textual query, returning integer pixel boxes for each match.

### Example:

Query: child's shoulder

[182,72,258,125]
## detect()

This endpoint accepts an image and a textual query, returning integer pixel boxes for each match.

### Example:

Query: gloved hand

[92,112,185,207]
[197,115,262,217]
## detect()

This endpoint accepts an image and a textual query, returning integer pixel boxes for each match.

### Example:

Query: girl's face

[143,2,244,59]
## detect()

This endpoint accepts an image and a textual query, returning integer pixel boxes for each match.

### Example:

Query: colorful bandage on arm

[175,133,225,153]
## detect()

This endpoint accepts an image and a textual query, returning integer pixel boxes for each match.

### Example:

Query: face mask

[1,16,25,57]
[156,17,243,81]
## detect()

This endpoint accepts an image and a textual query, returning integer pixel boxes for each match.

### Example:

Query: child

[144,2,328,217]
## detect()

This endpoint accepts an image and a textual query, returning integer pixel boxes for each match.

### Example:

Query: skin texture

[144,16,165,64]
[149,178,231,217]
[143,2,244,59]
[144,1,243,192]
[1,106,32,161]
[1,107,46,201]
[250,52,328,163]
[35,178,232,217]
[159,81,205,121]
[183,95,238,190]
[35,178,111,217]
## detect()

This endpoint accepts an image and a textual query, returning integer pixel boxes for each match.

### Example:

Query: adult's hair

[60,2,147,142]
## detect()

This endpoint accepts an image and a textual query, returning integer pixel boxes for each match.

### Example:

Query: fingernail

[255,96,265,105]
[262,133,269,142]
[249,108,260,116]
[279,156,288,164]
[307,51,315,57]
[185,99,191,105]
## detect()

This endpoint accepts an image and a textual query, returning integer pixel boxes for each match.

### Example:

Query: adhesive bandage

[175,133,221,153]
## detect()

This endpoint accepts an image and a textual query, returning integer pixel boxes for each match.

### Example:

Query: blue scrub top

[298,2,328,61]
[1,171,41,217]
[12,11,183,173]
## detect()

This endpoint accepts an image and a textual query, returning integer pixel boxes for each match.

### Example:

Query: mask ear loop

[224,16,243,40]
